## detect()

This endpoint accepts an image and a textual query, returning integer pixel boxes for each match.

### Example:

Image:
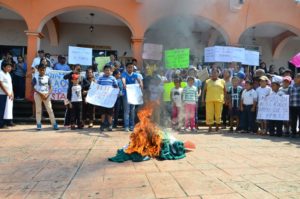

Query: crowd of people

[0,50,300,139]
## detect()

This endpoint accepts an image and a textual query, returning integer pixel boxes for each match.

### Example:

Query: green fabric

[108,149,149,163]
[159,140,186,160]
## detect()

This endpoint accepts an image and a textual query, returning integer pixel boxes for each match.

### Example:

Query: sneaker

[100,126,105,132]
[53,123,59,130]
[108,125,113,131]
[124,128,129,132]
[36,123,42,131]
[129,128,134,132]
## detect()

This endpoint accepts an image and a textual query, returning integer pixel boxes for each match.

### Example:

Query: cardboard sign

[142,43,163,61]
[86,82,119,108]
[257,94,289,121]
[242,50,260,66]
[126,84,143,105]
[48,70,69,101]
[95,56,110,72]
[165,48,190,68]
[204,46,245,63]
[68,46,92,66]
[197,68,210,82]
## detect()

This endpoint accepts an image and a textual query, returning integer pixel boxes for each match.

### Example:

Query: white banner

[257,94,289,121]
[126,84,143,105]
[204,46,245,63]
[142,43,163,61]
[68,46,92,65]
[242,50,260,66]
[86,82,119,108]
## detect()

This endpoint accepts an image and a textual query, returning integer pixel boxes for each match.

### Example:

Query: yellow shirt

[205,78,225,103]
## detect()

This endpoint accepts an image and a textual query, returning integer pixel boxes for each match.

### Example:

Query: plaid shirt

[288,84,300,107]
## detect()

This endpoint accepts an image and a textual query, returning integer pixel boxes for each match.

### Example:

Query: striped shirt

[97,75,118,87]
[288,84,300,107]
[183,85,198,104]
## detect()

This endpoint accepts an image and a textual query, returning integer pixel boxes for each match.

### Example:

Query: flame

[125,102,162,157]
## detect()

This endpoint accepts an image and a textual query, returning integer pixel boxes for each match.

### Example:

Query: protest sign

[126,84,143,105]
[86,82,119,108]
[47,70,69,101]
[165,48,190,68]
[257,94,289,121]
[95,56,110,71]
[142,43,163,61]
[242,50,260,66]
[204,46,245,63]
[68,46,92,65]
[197,68,210,82]
[163,82,187,102]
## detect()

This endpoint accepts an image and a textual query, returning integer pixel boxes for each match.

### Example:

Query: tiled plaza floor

[0,125,300,199]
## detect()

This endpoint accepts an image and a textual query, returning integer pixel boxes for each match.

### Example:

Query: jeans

[241,105,255,132]
[290,106,300,135]
[122,95,135,129]
[222,104,229,126]
[70,102,82,127]
[113,96,122,127]
[13,75,25,98]
[0,95,7,127]
[64,107,71,126]
[82,101,95,122]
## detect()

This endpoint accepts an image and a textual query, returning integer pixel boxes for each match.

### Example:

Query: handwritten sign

[126,84,143,105]
[197,68,210,82]
[165,48,190,68]
[48,70,69,101]
[95,56,110,72]
[242,50,260,66]
[204,46,245,63]
[86,82,119,108]
[257,94,289,121]
[142,43,163,60]
[68,46,92,65]
[163,82,187,102]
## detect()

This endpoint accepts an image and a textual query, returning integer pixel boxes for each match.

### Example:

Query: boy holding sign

[98,64,118,132]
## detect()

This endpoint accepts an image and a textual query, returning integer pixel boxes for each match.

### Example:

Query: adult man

[54,56,70,71]
[31,50,45,68]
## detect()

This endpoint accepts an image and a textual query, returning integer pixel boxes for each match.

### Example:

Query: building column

[24,31,43,100]
[131,37,144,69]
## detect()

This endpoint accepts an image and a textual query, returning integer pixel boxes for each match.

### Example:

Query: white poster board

[86,82,119,108]
[68,46,92,65]
[257,94,289,121]
[126,84,143,105]
[142,43,163,61]
[197,68,210,82]
[242,50,260,66]
[204,46,245,63]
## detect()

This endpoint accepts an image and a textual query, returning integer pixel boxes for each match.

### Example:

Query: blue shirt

[121,72,139,85]
[97,75,118,87]
[54,63,71,71]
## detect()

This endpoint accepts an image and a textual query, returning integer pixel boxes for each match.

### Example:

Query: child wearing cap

[182,76,198,132]
[68,73,83,130]
[32,64,58,130]
[256,76,272,135]
[240,80,257,133]
[288,73,300,138]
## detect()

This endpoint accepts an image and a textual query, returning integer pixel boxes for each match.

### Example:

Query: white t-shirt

[0,70,13,95]
[33,75,51,94]
[32,57,41,68]
[242,89,257,105]
[71,85,82,102]
[171,87,183,107]
[256,86,271,102]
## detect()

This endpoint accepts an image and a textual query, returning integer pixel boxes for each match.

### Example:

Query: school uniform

[241,88,257,132]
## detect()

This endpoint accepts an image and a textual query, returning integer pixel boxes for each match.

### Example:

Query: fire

[125,102,163,157]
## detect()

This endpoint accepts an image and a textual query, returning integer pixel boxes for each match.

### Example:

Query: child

[222,69,232,128]
[268,80,284,137]
[32,64,58,130]
[279,76,292,136]
[256,76,271,135]
[68,74,83,130]
[0,62,14,128]
[121,62,143,132]
[171,77,183,130]
[98,64,118,132]
[148,75,163,124]
[82,68,95,128]
[113,69,123,128]
[182,76,198,132]
[288,73,300,138]
[240,80,257,133]
[227,76,243,132]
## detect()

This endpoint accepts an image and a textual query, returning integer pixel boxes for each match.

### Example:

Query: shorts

[99,106,113,116]
[230,107,240,118]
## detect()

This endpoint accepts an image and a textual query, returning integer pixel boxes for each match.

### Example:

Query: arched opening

[143,15,229,66]
[239,22,300,72]
[0,6,28,60]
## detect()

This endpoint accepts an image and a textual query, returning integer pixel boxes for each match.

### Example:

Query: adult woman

[202,68,226,132]
[13,56,27,99]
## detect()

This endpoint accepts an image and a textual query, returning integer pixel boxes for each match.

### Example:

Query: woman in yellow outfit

[202,68,226,132]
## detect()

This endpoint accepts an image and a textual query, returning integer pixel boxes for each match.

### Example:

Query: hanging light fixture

[89,13,95,32]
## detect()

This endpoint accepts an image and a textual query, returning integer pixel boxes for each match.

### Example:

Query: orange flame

[125,102,162,157]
